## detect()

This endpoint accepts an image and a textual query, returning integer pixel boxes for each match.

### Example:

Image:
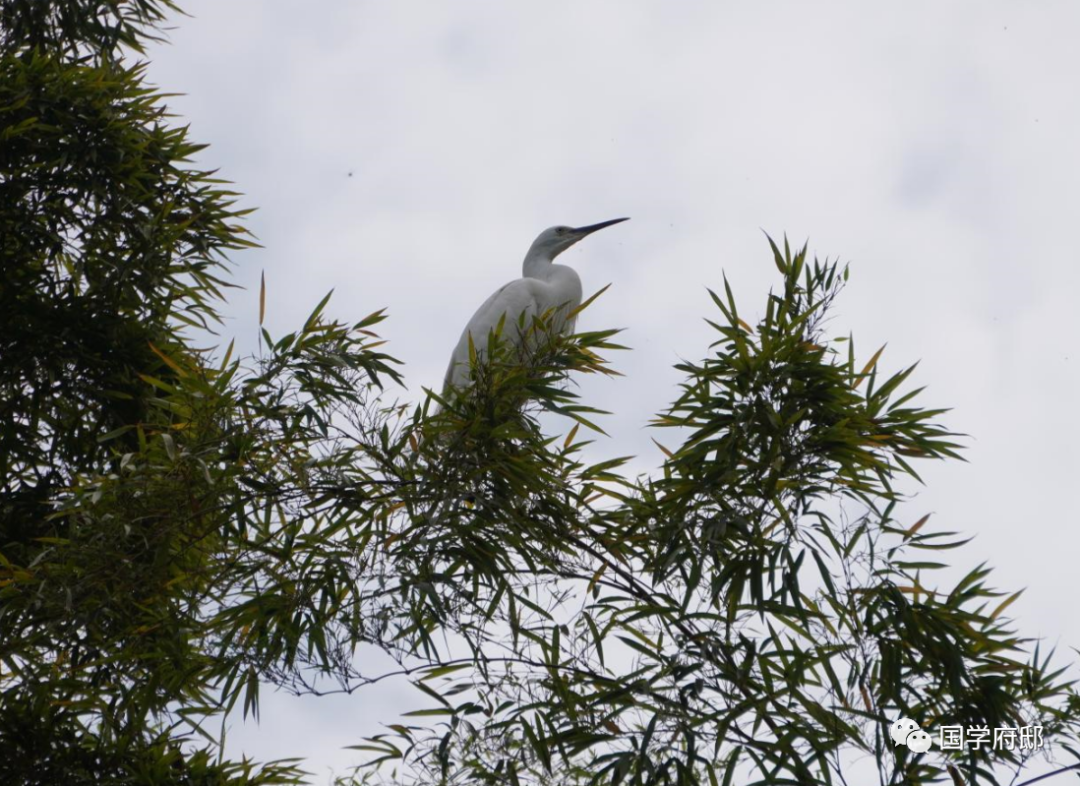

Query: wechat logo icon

[890,717,934,753]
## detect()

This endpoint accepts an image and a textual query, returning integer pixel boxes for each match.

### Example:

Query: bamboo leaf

[991,590,1024,621]
[854,344,886,389]
[148,341,187,377]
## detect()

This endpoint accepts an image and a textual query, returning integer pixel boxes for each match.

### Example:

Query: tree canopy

[2,2,1079,785]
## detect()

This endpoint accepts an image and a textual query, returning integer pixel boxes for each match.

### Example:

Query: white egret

[441,218,629,396]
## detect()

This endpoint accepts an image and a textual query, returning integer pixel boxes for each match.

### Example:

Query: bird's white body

[443,262,582,390]
[442,219,627,393]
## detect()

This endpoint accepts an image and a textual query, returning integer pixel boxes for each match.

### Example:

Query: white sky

[147,2,1080,781]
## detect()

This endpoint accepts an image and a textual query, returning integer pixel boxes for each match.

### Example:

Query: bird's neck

[522,249,555,280]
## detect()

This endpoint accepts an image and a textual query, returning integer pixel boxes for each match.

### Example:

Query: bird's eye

[556,227,566,235]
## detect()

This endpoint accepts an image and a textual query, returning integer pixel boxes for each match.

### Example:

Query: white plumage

[442,218,628,393]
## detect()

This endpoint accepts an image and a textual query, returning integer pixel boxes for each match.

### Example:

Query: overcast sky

[146,2,1080,781]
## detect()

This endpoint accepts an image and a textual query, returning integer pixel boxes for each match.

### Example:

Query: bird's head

[530,217,629,259]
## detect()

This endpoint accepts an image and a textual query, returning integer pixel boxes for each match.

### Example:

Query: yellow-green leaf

[990,590,1024,621]
[854,344,885,389]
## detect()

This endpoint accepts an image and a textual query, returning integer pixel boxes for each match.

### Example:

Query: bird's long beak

[572,217,630,238]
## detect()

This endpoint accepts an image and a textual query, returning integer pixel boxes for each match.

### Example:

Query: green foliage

[3,3,1079,786]
[1,0,179,59]
[338,243,1080,786]
[0,40,252,548]
[1,1,282,782]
